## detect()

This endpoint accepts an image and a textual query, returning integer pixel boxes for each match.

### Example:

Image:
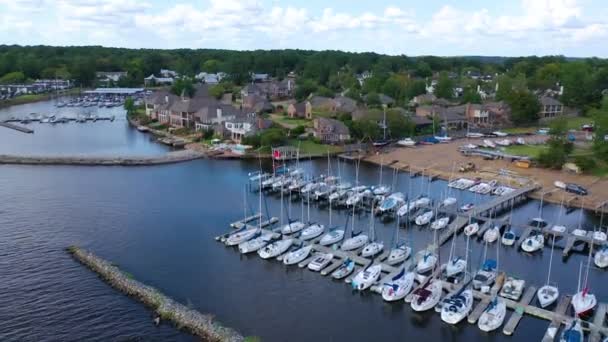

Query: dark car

[566,183,588,196]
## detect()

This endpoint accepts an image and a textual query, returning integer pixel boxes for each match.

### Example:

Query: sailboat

[483,225,500,243]
[521,231,544,253]
[341,199,369,251]
[372,157,391,196]
[319,201,347,246]
[279,182,306,234]
[361,204,384,257]
[445,230,468,278]
[377,192,405,215]
[238,232,273,253]
[352,263,382,291]
[386,216,412,265]
[382,267,416,302]
[560,319,584,342]
[283,244,313,265]
[331,258,355,279]
[537,235,559,308]
[226,176,264,246]
[410,277,443,311]
[478,297,507,332]
[595,245,608,269]
[416,228,438,274]
[415,210,434,226]
[441,226,474,325]
[571,241,597,318]
[307,252,334,272]
[258,238,294,259]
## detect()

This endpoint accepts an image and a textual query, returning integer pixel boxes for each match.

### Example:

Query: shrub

[574,155,597,172]
[291,125,306,136]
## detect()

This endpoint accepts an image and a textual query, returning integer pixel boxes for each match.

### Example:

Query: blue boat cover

[482,259,497,271]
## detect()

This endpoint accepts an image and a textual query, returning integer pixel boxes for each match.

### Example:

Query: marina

[217,161,608,340]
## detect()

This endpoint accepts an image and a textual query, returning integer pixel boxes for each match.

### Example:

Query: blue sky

[1,0,607,57]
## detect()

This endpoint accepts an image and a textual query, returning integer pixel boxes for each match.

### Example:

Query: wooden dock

[503,286,537,335]
[541,295,571,342]
[589,303,608,342]
[230,214,262,229]
[0,121,34,133]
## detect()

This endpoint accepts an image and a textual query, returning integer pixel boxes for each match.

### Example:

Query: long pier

[0,121,34,133]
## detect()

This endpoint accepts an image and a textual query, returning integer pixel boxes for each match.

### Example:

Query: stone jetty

[0,149,204,166]
[67,246,243,342]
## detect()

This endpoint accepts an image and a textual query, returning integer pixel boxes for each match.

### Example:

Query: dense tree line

[1,45,608,113]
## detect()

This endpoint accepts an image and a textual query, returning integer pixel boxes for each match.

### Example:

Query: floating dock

[0,121,34,133]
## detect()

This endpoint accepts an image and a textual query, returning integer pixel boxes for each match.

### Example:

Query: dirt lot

[364,137,608,214]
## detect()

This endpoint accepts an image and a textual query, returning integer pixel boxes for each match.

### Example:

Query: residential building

[195,72,227,84]
[313,117,351,143]
[251,73,270,83]
[144,74,174,86]
[410,93,436,106]
[539,96,564,118]
[96,71,127,83]
[287,101,312,119]
[240,78,295,100]
[356,71,373,86]
[242,94,273,113]
[144,89,178,121]
[333,96,357,113]
[160,69,178,78]
[308,95,335,111]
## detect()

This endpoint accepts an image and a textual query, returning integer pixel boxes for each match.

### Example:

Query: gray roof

[316,117,350,135]
[334,96,357,113]
[309,95,334,108]
[540,96,562,106]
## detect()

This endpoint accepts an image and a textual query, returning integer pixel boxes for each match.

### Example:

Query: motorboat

[307,252,334,272]
[238,233,273,254]
[554,181,567,189]
[440,288,473,325]
[281,221,306,235]
[594,246,608,268]
[411,279,443,312]
[300,224,325,240]
[478,297,506,332]
[572,288,596,318]
[386,243,411,265]
[415,211,434,226]
[377,192,405,214]
[464,222,480,236]
[341,232,369,251]
[501,230,516,246]
[416,251,437,273]
[445,257,466,277]
[382,268,416,302]
[225,228,259,246]
[530,217,548,228]
[560,320,583,342]
[435,135,452,143]
[460,203,475,212]
[521,233,544,253]
[442,197,457,207]
[397,138,416,147]
[499,277,525,300]
[352,264,382,291]
[283,245,313,265]
[462,143,478,149]
[493,186,514,196]
[552,225,567,233]
[537,285,559,308]
[361,241,384,257]
[572,229,587,237]
[431,216,450,230]
[319,228,345,246]
[593,231,607,241]
[331,258,355,279]
[483,226,500,243]
[473,260,497,290]
[258,239,294,259]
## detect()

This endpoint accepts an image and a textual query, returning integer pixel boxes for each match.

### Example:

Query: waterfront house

[144,74,175,86]
[287,102,312,119]
[240,79,295,100]
[313,117,351,143]
[242,94,273,113]
[145,89,179,121]
[539,96,564,118]
[223,114,271,143]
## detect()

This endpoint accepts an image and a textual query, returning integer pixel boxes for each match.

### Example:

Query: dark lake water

[0,99,169,156]
[0,102,606,341]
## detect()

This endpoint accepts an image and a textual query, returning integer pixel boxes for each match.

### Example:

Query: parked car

[566,183,588,196]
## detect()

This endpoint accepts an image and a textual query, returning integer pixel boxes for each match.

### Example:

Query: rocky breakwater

[67,246,243,342]
[0,149,205,166]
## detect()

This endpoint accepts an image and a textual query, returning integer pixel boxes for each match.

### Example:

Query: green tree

[590,96,608,159]
[365,92,381,107]
[404,80,426,102]
[295,79,317,101]
[414,61,432,78]
[495,74,514,101]
[387,112,415,138]
[209,84,226,99]
[171,78,195,97]
[200,59,221,73]
[0,71,26,84]
[461,85,482,104]
[561,62,593,107]
[434,72,454,99]
[124,97,135,117]
[260,128,287,147]
[507,90,540,125]
[315,86,334,97]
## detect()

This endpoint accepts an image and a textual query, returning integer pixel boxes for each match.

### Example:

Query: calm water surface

[0,106,606,341]
[0,99,168,156]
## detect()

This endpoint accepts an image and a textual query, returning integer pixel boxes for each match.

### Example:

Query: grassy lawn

[503,117,595,135]
[287,139,343,155]
[269,114,311,128]
[312,110,336,119]
[503,144,549,158]
[563,116,594,130]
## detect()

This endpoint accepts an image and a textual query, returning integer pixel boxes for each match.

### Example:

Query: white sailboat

[362,204,384,257]
[238,233,273,254]
[415,210,434,226]
[410,278,443,311]
[572,242,597,318]
[521,232,544,253]
[441,286,473,324]
[595,246,608,269]
[331,258,355,279]
[382,267,416,302]
[341,201,369,251]
[464,221,480,236]
[352,264,382,291]
[226,175,264,246]
[258,238,294,259]
[478,297,507,332]
[282,244,313,265]
[301,223,325,240]
[430,216,450,230]
[483,226,500,243]
[537,235,559,308]
[386,216,411,265]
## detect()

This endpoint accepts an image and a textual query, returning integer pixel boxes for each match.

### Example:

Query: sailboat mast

[383,105,387,141]
[546,235,555,285]
[369,203,376,242]
[280,178,284,226]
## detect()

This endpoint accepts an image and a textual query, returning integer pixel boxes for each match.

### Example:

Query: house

[480,101,511,127]
[240,79,295,100]
[313,117,351,143]
[144,74,174,86]
[539,96,564,118]
[464,103,490,126]
[144,89,179,121]
[223,113,258,143]
[240,83,264,98]
[415,104,467,130]
[308,95,334,111]
[287,101,312,119]
[251,73,270,83]
[411,93,436,106]
[242,94,273,113]
[160,69,178,78]
[362,93,394,107]
[195,72,226,84]
[333,96,357,113]
[96,71,127,82]
[192,102,246,131]
[356,71,373,86]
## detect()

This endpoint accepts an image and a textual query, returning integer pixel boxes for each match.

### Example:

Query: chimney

[164,95,169,104]
[559,85,564,96]
[216,107,222,119]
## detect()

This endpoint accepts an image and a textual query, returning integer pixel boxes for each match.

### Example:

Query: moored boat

[352,264,382,291]
[307,252,334,272]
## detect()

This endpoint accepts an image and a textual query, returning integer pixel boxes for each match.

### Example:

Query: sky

[1,0,608,57]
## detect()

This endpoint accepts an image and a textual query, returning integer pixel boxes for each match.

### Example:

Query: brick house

[539,96,564,118]
[313,117,351,143]
[287,101,312,119]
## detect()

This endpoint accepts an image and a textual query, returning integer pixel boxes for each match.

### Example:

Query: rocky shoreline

[67,246,243,342]
[0,149,205,166]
